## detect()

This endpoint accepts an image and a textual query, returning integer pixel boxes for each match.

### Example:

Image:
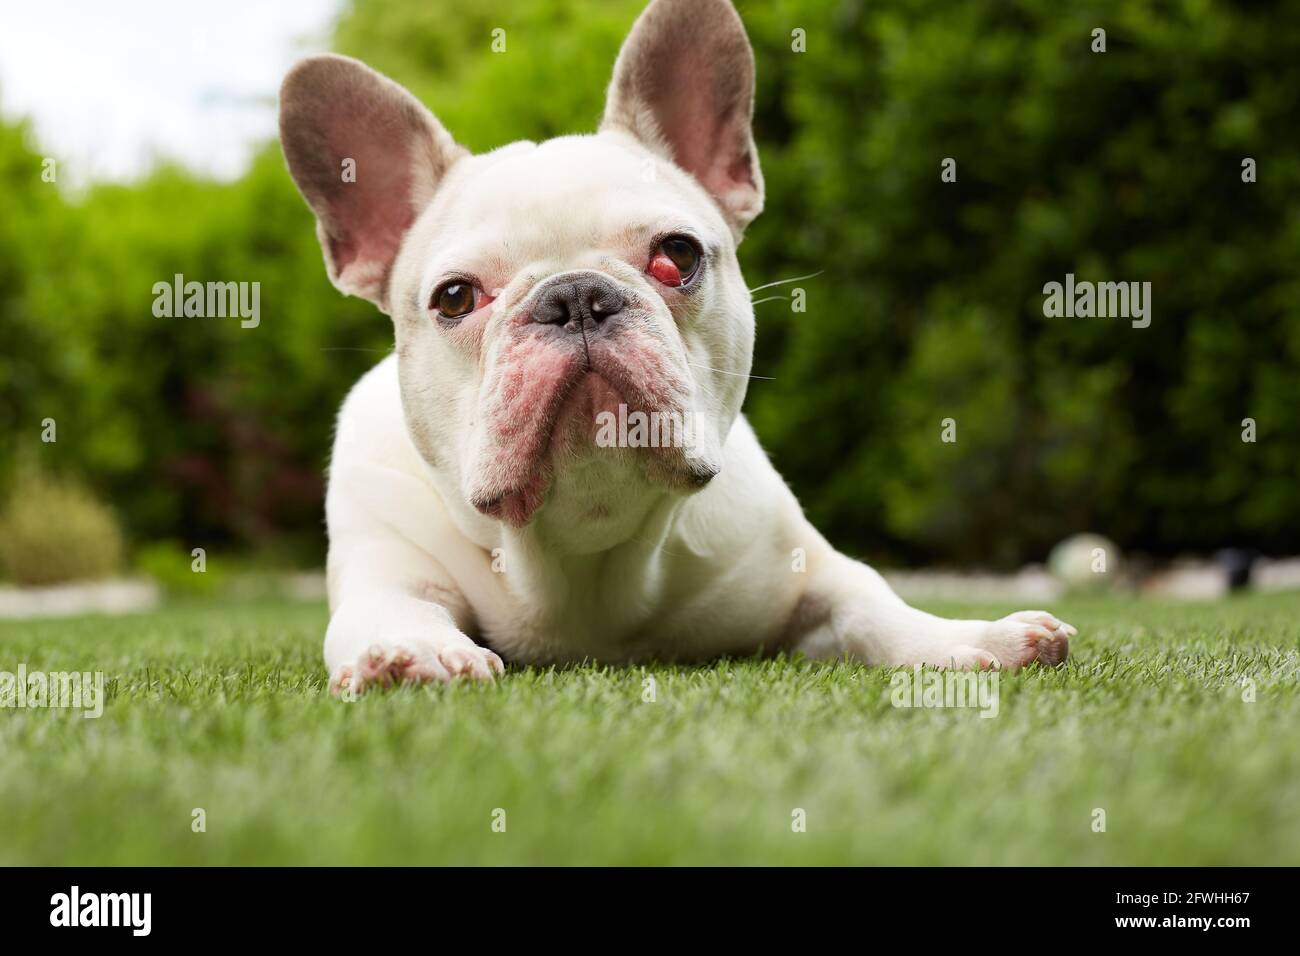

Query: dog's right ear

[279,54,466,313]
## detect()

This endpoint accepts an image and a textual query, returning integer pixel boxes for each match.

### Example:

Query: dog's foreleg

[790,550,1074,670]
[324,462,502,696]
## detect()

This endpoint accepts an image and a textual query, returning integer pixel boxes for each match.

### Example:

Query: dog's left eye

[431,281,480,319]
[648,235,701,287]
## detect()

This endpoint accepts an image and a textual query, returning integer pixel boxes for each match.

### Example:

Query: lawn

[1,591,1298,865]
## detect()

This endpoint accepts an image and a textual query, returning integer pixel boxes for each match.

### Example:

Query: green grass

[2,591,1299,865]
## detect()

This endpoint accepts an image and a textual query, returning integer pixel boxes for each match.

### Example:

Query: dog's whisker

[749,295,790,307]
[748,270,824,294]
[685,361,775,381]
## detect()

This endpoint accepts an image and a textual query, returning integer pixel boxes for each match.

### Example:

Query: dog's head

[280,0,762,536]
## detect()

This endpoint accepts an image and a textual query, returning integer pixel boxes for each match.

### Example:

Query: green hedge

[1,0,1297,568]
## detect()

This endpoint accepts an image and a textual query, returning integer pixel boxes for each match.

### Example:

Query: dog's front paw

[325,599,504,697]
[970,610,1075,670]
[330,639,504,697]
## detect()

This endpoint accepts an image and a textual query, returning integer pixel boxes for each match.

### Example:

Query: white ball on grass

[1048,533,1120,591]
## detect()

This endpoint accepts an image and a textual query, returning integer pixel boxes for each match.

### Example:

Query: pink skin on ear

[320,111,420,288]
[648,252,683,287]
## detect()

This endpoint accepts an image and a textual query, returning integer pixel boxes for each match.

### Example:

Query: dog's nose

[532,273,626,331]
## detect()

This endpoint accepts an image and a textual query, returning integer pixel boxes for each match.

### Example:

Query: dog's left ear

[601,0,763,238]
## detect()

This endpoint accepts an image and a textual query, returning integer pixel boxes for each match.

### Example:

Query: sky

[0,0,343,187]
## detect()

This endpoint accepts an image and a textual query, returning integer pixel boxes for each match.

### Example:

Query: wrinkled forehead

[420,135,725,278]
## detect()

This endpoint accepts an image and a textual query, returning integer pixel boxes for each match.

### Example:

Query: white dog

[279,0,1074,694]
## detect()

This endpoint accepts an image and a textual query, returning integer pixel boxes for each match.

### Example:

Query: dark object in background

[1214,549,1259,591]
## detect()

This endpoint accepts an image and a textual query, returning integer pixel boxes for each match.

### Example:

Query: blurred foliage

[0,460,124,585]
[134,540,225,596]
[1,0,1297,572]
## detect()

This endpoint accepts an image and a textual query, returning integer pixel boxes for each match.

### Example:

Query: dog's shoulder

[330,353,424,477]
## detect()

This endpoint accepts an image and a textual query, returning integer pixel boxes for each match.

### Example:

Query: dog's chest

[465,546,793,665]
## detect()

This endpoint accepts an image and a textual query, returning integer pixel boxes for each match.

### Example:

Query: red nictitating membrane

[648,252,682,287]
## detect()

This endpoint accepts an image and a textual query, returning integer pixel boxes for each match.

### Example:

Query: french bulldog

[278,0,1075,695]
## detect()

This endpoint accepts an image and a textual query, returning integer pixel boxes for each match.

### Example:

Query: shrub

[2,0,1297,568]
[0,465,125,585]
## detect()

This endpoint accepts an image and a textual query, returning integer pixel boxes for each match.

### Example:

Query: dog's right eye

[432,281,478,319]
